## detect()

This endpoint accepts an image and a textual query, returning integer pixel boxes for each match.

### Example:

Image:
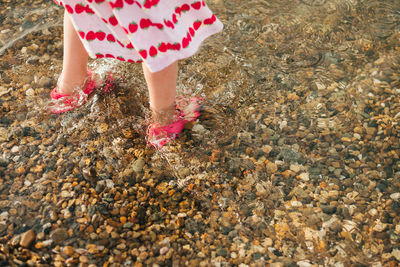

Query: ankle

[57,71,88,94]
[151,104,175,126]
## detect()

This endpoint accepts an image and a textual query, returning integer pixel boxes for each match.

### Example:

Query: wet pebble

[25,88,35,96]
[50,228,68,245]
[392,249,400,261]
[20,229,35,248]
[131,157,145,173]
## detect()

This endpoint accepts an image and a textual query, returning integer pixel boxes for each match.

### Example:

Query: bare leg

[58,11,89,94]
[143,61,178,125]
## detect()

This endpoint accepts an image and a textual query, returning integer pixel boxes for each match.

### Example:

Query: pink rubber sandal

[49,69,99,114]
[146,96,203,149]
[49,69,116,114]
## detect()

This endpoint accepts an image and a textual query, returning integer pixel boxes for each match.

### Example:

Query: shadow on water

[1,0,400,265]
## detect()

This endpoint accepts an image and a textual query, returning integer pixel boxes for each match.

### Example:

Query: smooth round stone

[25,88,35,96]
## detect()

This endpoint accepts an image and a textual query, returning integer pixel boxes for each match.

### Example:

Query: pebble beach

[0,0,400,266]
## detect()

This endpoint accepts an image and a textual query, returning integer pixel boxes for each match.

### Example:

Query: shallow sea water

[1,0,400,265]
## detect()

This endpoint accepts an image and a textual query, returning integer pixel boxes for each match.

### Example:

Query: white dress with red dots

[54,0,223,72]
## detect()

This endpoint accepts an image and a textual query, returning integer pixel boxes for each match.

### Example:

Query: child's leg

[58,11,89,94]
[142,61,178,125]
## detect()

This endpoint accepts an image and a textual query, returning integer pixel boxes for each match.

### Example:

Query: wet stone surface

[1,0,400,266]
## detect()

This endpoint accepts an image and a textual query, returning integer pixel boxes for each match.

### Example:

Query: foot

[49,69,99,114]
[146,96,203,148]
[56,68,89,94]
[59,76,87,96]
[51,69,92,98]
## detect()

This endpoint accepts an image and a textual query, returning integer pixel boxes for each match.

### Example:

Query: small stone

[32,164,44,173]
[97,123,108,134]
[290,164,301,173]
[15,166,25,174]
[297,261,312,267]
[34,242,46,249]
[328,190,339,199]
[192,124,206,134]
[262,145,273,154]
[64,246,74,256]
[216,248,227,257]
[50,228,68,244]
[390,193,400,201]
[392,248,400,261]
[111,232,119,239]
[368,208,378,216]
[62,209,72,219]
[353,133,361,140]
[30,44,39,51]
[120,216,127,224]
[132,157,145,173]
[61,191,71,198]
[43,223,52,231]
[87,244,99,254]
[365,127,376,136]
[156,182,169,194]
[374,57,386,65]
[160,247,169,255]
[49,211,58,222]
[177,213,187,218]
[297,172,309,181]
[42,240,53,247]
[117,243,126,250]
[281,169,294,178]
[90,233,97,240]
[106,179,114,188]
[0,223,7,232]
[266,162,278,174]
[279,120,288,130]
[20,229,35,248]
[354,127,363,134]
[314,82,326,90]
[37,232,45,240]
[373,220,387,232]
[0,87,8,97]
[304,227,320,241]
[256,183,267,197]
[287,93,299,101]
[79,255,89,263]
[106,225,114,234]
[178,168,190,177]
[263,237,273,247]
[291,200,302,208]
[37,76,52,88]
[395,224,400,235]
[11,146,19,153]
[341,136,351,142]
[0,127,7,142]
[25,88,35,96]
[321,205,337,214]
[123,222,134,228]
[11,235,21,246]
[139,251,148,261]
[9,208,17,216]
[77,218,88,224]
